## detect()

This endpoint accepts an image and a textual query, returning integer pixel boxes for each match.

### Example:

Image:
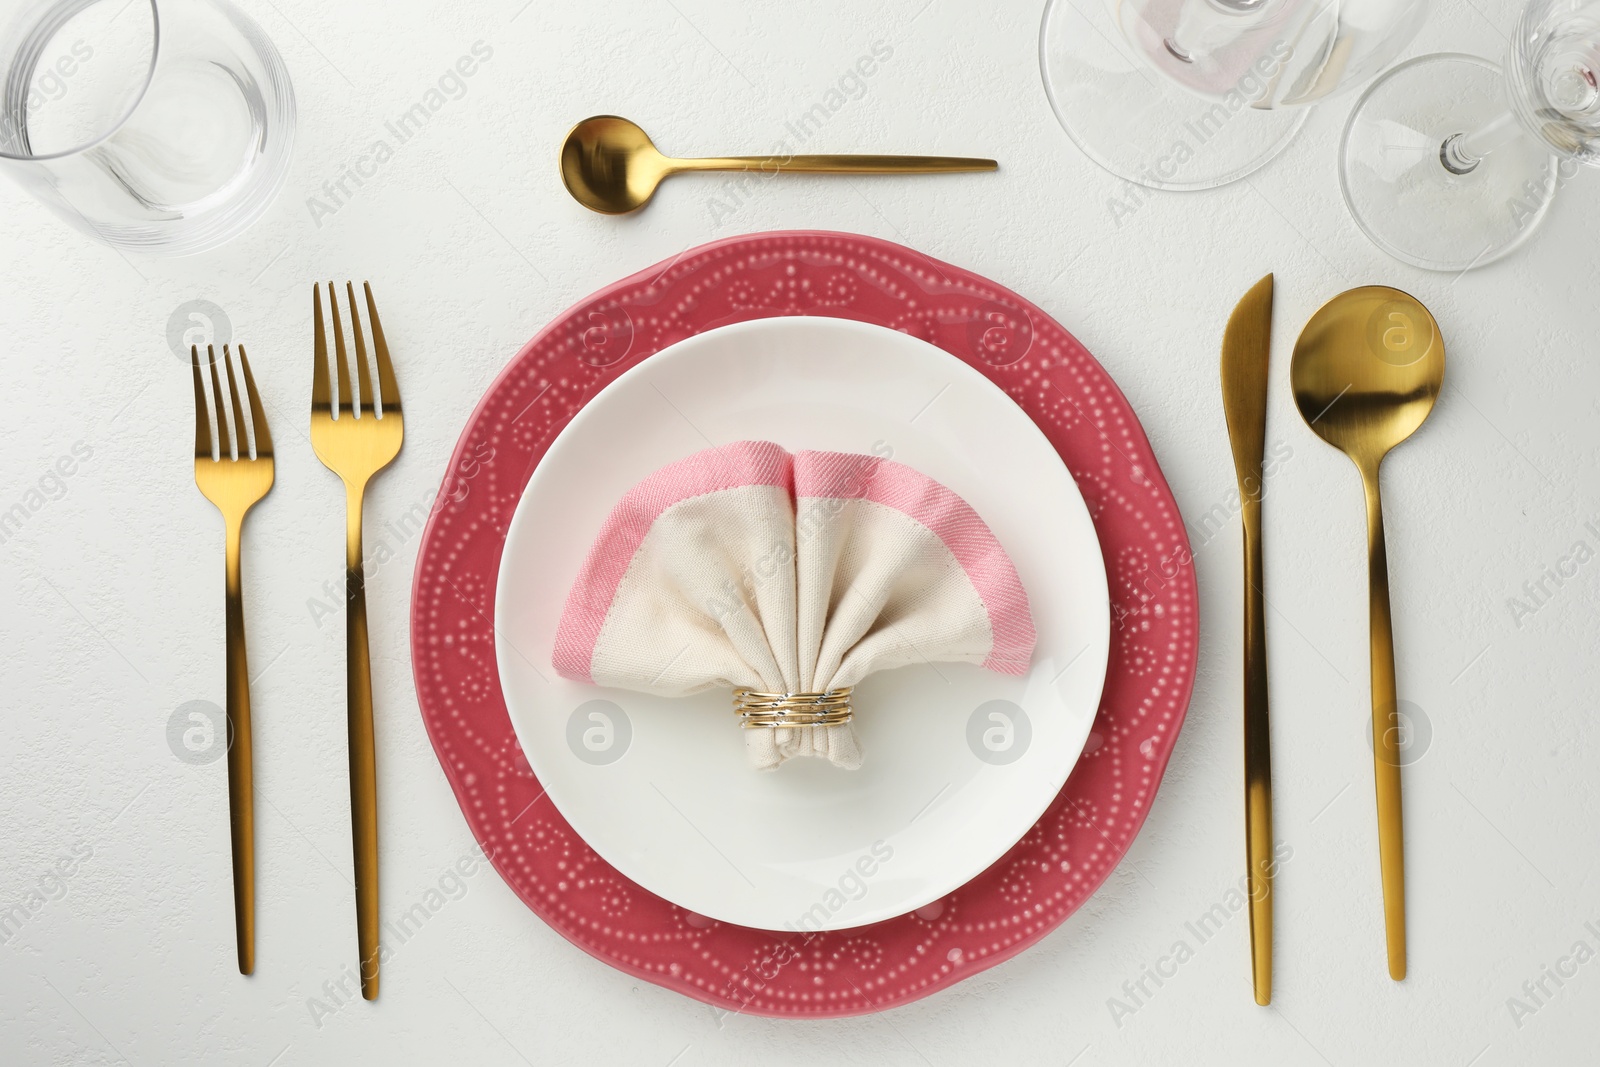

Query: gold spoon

[559,115,998,215]
[1291,285,1445,982]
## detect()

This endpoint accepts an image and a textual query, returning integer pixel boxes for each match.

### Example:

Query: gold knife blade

[1220,273,1275,1006]
[1222,275,1273,486]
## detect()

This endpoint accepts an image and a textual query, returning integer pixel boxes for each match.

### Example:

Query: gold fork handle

[344,480,380,1001]
[673,154,997,175]
[223,518,256,976]
[1241,497,1273,1005]
[1361,463,1406,981]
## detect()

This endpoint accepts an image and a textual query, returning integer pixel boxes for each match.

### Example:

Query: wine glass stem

[1441,110,1522,173]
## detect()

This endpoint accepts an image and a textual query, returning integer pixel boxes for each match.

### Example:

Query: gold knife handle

[224,518,256,976]
[344,481,381,1000]
[1361,463,1406,981]
[1241,496,1273,1005]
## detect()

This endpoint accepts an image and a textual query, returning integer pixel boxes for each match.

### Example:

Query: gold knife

[1220,273,1276,1006]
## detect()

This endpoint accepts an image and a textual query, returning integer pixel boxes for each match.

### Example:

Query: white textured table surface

[2,1,1596,1064]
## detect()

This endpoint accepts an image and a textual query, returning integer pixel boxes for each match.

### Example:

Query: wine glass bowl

[1508,1,1600,160]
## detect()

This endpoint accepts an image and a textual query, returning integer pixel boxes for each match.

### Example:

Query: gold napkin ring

[732,687,853,729]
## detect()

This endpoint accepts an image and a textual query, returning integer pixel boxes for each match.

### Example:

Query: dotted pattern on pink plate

[411,230,1198,1018]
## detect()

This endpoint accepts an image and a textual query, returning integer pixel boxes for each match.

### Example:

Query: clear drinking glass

[0,0,294,254]
[1340,0,1600,271]
[1040,0,1428,191]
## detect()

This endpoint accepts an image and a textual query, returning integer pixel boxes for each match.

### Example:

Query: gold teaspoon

[559,115,998,215]
[1291,285,1445,982]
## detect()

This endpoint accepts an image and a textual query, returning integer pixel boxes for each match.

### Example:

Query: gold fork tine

[223,347,251,461]
[237,346,274,458]
[208,345,234,460]
[192,345,213,460]
[345,282,374,417]
[313,284,332,410]
[364,283,400,414]
[328,280,353,416]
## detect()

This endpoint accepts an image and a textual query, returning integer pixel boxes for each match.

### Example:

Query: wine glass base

[1340,53,1559,272]
[1039,0,1307,191]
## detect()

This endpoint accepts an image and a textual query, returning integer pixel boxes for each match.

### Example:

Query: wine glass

[1040,0,1430,191]
[1340,0,1600,271]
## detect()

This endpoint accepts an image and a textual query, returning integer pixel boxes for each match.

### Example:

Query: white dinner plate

[494,317,1110,931]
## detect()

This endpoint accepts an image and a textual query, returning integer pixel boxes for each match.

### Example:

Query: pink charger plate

[410,230,1198,1018]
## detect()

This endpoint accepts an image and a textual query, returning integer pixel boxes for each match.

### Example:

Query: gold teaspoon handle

[1361,462,1406,981]
[1241,495,1273,1005]
[674,154,997,175]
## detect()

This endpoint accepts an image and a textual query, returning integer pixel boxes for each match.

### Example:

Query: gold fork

[190,343,274,976]
[310,282,403,1001]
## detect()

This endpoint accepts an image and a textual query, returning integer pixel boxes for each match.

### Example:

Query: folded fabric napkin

[553,441,1035,770]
